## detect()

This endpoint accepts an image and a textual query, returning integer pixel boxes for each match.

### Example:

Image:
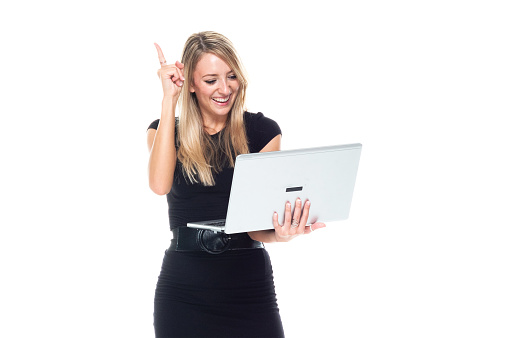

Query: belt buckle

[197,229,231,254]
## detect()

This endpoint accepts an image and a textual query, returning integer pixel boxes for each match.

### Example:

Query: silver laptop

[187,143,362,234]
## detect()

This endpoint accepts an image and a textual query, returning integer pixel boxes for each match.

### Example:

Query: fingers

[154,43,167,66]
[291,198,302,230]
[272,202,292,242]
[166,67,184,86]
[283,202,292,228]
[157,68,182,85]
[155,43,185,85]
[273,198,326,241]
[298,199,309,229]
[174,60,185,82]
[278,199,306,234]
[175,64,185,81]
[304,222,326,234]
[272,211,280,228]
[299,200,326,234]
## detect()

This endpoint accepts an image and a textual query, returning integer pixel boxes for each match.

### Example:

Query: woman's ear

[189,81,195,93]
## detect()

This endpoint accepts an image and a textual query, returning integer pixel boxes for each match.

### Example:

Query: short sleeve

[147,118,179,147]
[147,119,160,130]
[244,112,282,153]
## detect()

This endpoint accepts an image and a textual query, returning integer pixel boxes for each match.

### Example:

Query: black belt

[169,227,264,254]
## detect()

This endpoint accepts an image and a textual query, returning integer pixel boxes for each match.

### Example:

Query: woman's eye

[228,75,237,80]
[205,80,216,84]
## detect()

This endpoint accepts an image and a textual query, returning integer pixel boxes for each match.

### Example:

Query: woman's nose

[218,79,229,95]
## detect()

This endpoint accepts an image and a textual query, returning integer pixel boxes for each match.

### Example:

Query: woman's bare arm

[147,98,178,195]
[147,43,185,195]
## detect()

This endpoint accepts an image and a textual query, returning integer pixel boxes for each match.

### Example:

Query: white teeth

[213,95,230,103]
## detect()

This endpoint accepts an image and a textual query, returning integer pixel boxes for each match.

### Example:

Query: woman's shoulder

[244,111,282,153]
[147,119,160,130]
[147,117,179,131]
[244,111,265,121]
[243,111,280,132]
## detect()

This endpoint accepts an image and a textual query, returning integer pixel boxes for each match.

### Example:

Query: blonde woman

[147,31,325,338]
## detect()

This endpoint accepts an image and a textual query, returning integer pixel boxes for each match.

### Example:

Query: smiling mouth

[212,94,231,104]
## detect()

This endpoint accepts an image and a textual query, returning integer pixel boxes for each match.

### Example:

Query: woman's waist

[169,227,264,254]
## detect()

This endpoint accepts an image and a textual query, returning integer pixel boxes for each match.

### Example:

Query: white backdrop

[1,1,508,337]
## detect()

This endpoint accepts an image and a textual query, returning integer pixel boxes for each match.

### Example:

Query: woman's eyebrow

[202,70,234,78]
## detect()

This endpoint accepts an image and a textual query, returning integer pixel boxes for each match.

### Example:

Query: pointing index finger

[154,42,167,66]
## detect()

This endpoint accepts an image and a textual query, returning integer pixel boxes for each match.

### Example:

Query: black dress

[148,112,285,338]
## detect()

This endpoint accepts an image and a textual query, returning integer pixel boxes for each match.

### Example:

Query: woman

[147,31,325,338]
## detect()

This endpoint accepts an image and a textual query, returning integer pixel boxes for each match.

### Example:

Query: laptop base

[187,219,226,233]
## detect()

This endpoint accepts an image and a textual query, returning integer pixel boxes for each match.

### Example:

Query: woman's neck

[202,115,228,135]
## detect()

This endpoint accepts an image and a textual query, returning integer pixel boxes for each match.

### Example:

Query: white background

[1,1,508,337]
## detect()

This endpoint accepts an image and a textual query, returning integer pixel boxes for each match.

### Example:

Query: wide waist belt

[169,227,264,254]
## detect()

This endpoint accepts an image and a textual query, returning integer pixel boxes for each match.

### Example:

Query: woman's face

[190,53,239,122]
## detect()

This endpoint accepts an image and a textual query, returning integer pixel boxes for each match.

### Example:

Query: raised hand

[272,198,326,242]
[154,42,185,100]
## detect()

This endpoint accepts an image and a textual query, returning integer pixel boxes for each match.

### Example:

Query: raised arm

[147,43,185,195]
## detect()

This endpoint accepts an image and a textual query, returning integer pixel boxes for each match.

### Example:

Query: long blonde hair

[177,31,249,186]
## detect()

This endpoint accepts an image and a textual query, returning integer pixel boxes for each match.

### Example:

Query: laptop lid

[219,143,362,234]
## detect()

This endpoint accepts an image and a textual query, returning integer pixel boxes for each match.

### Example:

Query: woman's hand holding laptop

[272,198,326,242]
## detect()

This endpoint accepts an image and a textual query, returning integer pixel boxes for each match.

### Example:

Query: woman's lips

[212,94,231,105]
